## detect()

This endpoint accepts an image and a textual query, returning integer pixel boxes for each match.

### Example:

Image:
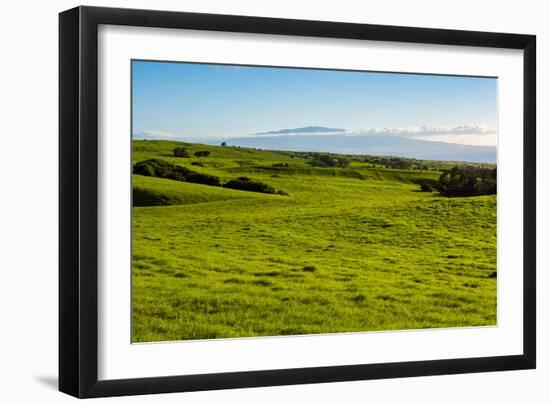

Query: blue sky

[132,60,497,146]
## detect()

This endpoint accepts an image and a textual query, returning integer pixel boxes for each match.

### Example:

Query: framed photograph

[59,6,536,398]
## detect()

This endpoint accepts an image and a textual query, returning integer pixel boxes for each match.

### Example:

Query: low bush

[436,166,496,197]
[420,183,433,192]
[186,172,221,186]
[309,154,350,168]
[366,156,413,170]
[194,150,211,158]
[224,177,277,194]
[173,147,190,158]
[133,161,156,177]
[134,160,285,195]
[133,159,220,186]
[133,159,191,181]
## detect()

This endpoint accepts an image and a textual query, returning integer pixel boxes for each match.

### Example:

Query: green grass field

[131,140,497,342]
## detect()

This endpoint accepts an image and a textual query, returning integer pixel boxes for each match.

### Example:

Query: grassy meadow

[131,140,497,343]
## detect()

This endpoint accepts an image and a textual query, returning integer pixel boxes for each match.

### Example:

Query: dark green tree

[173,147,190,158]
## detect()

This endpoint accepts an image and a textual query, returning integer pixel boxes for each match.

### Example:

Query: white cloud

[410,134,496,147]
[351,125,496,137]
[348,125,497,146]
[133,130,179,140]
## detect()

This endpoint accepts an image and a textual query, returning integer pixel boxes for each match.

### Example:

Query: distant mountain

[225,134,496,163]
[253,126,346,136]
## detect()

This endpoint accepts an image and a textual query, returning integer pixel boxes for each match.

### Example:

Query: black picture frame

[59,5,536,398]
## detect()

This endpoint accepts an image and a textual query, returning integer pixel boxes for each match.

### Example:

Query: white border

[98,25,524,381]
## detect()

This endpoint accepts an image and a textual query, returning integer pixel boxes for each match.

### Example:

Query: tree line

[420,166,497,196]
[173,147,210,158]
[133,159,286,196]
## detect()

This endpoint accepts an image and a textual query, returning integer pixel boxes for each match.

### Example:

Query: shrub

[337,158,350,168]
[224,177,277,194]
[420,183,433,192]
[194,150,211,158]
[186,172,221,186]
[133,159,191,181]
[191,161,204,167]
[309,154,350,168]
[134,160,163,176]
[363,156,413,170]
[436,166,496,196]
[310,154,337,167]
[133,159,220,186]
[173,147,190,158]
[133,161,156,177]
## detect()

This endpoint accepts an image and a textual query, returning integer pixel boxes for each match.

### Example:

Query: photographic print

[131,60,497,343]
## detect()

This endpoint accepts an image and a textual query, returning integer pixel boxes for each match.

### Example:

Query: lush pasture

[132,140,497,342]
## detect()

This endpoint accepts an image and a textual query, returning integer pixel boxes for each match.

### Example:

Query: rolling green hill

[132,140,497,342]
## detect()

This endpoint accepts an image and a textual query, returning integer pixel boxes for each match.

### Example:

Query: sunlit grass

[131,140,497,342]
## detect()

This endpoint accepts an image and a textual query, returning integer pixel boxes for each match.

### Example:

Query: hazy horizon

[132,60,497,161]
